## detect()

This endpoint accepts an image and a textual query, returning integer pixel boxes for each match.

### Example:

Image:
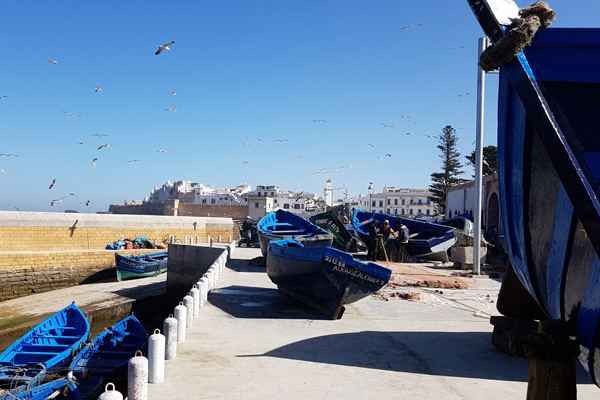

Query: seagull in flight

[242,161,250,164]
[48,59,58,64]
[406,132,415,136]
[450,46,465,51]
[257,138,264,142]
[91,133,108,137]
[52,196,67,204]
[63,111,81,117]
[368,144,376,148]
[76,141,85,145]
[385,154,392,157]
[165,108,177,112]
[422,134,436,138]
[155,41,175,55]
[157,149,169,153]
[69,193,77,196]
[85,200,91,206]
[97,144,113,150]
[313,120,326,123]
[398,114,411,119]
[49,179,57,189]
[401,24,422,29]
[90,158,97,166]
[297,155,308,159]
[456,93,470,97]
[129,160,139,163]
[240,142,251,146]
[0,168,8,177]
[274,139,288,143]
[94,87,102,93]
[380,123,393,128]
[168,91,176,96]
[0,96,7,100]
[0,153,19,157]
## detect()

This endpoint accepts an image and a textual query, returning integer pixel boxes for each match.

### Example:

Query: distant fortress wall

[0,211,235,301]
[109,199,249,220]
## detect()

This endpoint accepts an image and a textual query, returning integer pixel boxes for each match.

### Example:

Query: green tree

[428,125,468,215]
[465,145,498,177]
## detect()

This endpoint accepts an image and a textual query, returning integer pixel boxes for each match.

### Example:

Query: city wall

[0,211,236,301]
[109,199,249,220]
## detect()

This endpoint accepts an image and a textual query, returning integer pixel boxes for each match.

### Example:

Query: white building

[344,187,437,218]
[446,174,500,232]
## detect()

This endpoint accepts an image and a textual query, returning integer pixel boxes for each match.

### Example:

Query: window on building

[379,201,383,207]
[301,204,304,209]
[372,201,376,207]
[410,209,413,215]
[394,199,398,205]
[418,209,421,214]
[202,199,206,204]
[270,192,274,196]
[294,204,300,209]
[255,202,259,208]
[387,199,390,205]
[426,209,430,215]
[401,199,405,205]
[387,208,391,214]
[274,199,277,203]
[283,203,290,209]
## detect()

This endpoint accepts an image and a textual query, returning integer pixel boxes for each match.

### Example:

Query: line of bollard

[124,246,231,399]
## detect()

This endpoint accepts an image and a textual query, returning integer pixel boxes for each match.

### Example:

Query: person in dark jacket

[240,216,252,247]
[366,219,380,261]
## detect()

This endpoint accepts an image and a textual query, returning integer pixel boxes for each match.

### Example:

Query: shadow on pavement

[208,285,330,320]
[239,330,595,385]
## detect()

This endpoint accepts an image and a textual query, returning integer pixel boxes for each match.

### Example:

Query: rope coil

[479,1,556,72]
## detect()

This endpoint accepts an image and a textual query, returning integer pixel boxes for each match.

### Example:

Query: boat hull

[257,209,333,257]
[497,28,600,385]
[309,211,355,252]
[115,251,168,281]
[352,210,455,262]
[266,240,391,319]
[69,314,148,381]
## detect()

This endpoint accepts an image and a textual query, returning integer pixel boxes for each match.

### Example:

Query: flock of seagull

[2,28,472,210]
[1,41,179,210]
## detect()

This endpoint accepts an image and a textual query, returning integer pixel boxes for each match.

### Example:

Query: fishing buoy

[148,329,165,383]
[163,314,177,360]
[98,382,123,400]
[174,302,187,342]
[190,286,200,316]
[183,293,194,328]
[128,350,148,400]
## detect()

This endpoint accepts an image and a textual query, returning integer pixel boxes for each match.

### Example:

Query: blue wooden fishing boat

[115,251,168,281]
[266,239,392,319]
[0,302,90,399]
[352,210,456,261]
[11,370,103,400]
[469,0,600,386]
[257,209,333,258]
[69,313,148,380]
[309,211,355,252]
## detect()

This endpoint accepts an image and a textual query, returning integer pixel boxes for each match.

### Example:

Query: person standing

[367,219,381,261]
[395,220,409,261]
[241,216,252,247]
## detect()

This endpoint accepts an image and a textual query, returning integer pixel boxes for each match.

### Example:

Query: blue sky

[1,1,598,213]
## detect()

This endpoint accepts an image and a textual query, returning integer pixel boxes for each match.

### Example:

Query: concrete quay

[150,247,598,400]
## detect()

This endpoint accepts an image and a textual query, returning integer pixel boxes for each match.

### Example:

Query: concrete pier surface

[150,247,597,400]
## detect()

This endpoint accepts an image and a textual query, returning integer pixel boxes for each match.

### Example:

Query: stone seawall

[0,211,235,301]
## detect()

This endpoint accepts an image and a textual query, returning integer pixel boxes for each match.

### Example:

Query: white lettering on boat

[324,255,386,286]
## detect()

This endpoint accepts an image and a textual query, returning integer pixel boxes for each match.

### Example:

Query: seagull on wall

[155,41,175,55]
[97,144,113,150]
[49,179,57,189]
[90,158,97,166]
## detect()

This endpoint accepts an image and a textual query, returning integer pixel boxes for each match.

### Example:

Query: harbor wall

[0,211,235,302]
[109,198,249,220]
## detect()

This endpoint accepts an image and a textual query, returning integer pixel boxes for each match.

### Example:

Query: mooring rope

[479,1,556,72]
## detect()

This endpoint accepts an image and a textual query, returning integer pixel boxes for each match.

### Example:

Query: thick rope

[479,1,556,72]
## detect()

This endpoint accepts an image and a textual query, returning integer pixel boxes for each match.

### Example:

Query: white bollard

[183,293,194,328]
[184,236,188,244]
[163,314,177,360]
[197,281,206,307]
[200,277,209,301]
[203,271,213,291]
[174,302,187,342]
[98,382,123,400]
[207,235,211,244]
[190,286,200,316]
[128,350,148,400]
[210,265,219,282]
[148,329,165,384]
[218,235,222,243]
[196,236,199,244]
[228,235,232,243]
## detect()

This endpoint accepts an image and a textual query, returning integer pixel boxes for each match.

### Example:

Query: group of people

[365,219,409,261]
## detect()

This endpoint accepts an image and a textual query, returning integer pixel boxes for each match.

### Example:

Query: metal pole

[473,37,488,275]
